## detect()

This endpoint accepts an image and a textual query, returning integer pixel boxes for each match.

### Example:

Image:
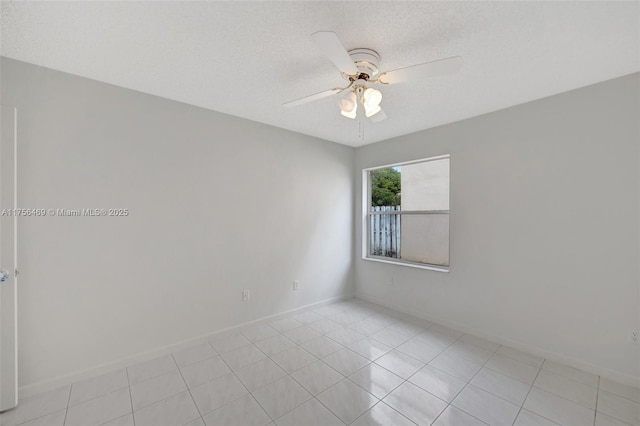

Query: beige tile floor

[1,299,638,426]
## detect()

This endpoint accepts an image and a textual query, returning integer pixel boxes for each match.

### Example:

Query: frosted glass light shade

[339,92,357,119]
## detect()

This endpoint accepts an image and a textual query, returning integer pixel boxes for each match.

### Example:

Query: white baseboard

[356,292,640,388]
[19,295,348,398]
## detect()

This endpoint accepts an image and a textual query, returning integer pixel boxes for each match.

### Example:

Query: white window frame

[362,154,450,273]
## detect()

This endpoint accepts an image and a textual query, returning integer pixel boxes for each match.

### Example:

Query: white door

[0,105,18,412]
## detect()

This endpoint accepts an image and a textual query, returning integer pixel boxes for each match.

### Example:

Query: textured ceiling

[1,1,638,147]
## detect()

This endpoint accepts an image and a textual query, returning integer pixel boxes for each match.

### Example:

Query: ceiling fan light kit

[339,85,383,119]
[339,91,357,119]
[363,87,382,117]
[283,31,463,124]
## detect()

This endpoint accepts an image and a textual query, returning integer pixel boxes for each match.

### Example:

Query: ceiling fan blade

[378,56,463,85]
[311,31,358,76]
[282,88,341,108]
[369,108,387,123]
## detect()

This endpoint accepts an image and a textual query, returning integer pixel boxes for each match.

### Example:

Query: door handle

[0,269,9,282]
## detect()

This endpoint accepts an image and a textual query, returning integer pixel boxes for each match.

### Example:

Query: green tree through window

[370,168,401,206]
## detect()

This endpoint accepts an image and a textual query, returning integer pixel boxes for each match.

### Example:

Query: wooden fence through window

[369,206,401,258]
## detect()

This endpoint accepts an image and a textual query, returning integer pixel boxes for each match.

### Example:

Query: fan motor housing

[348,48,380,80]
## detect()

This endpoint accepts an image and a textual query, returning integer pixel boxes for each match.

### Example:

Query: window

[363,155,450,271]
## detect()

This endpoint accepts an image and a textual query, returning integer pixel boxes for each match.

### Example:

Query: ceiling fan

[283,31,463,122]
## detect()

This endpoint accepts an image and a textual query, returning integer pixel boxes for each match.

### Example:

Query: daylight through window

[365,155,450,269]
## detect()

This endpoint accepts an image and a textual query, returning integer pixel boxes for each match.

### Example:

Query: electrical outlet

[630,330,639,344]
[242,289,250,302]
[293,280,300,291]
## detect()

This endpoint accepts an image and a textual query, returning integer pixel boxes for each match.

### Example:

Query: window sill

[362,256,450,273]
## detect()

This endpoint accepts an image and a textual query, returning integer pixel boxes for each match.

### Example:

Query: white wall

[0,57,354,391]
[355,73,640,385]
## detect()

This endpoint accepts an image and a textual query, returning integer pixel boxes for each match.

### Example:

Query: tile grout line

[311,341,381,424]
[343,302,521,424]
[285,357,349,425]
[8,389,72,426]
[61,385,132,424]
[493,347,545,368]
[62,382,72,426]
[432,338,501,426]
[123,367,135,426]
[346,400,382,426]
[360,325,466,426]
[540,362,602,387]
[474,363,535,387]
[597,385,640,404]
[350,400,416,426]
[257,304,386,424]
[179,344,252,422]
[468,350,588,411]
[202,341,268,421]
[593,375,600,426]
[269,369,335,423]
[344,364,405,424]
[257,328,332,424]
[215,337,281,424]
[511,356,545,426]
[528,370,602,413]
[594,392,640,425]
[68,379,130,405]
[122,365,204,414]
[170,353,205,425]
[288,395,345,425]
[372,316,462,425]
